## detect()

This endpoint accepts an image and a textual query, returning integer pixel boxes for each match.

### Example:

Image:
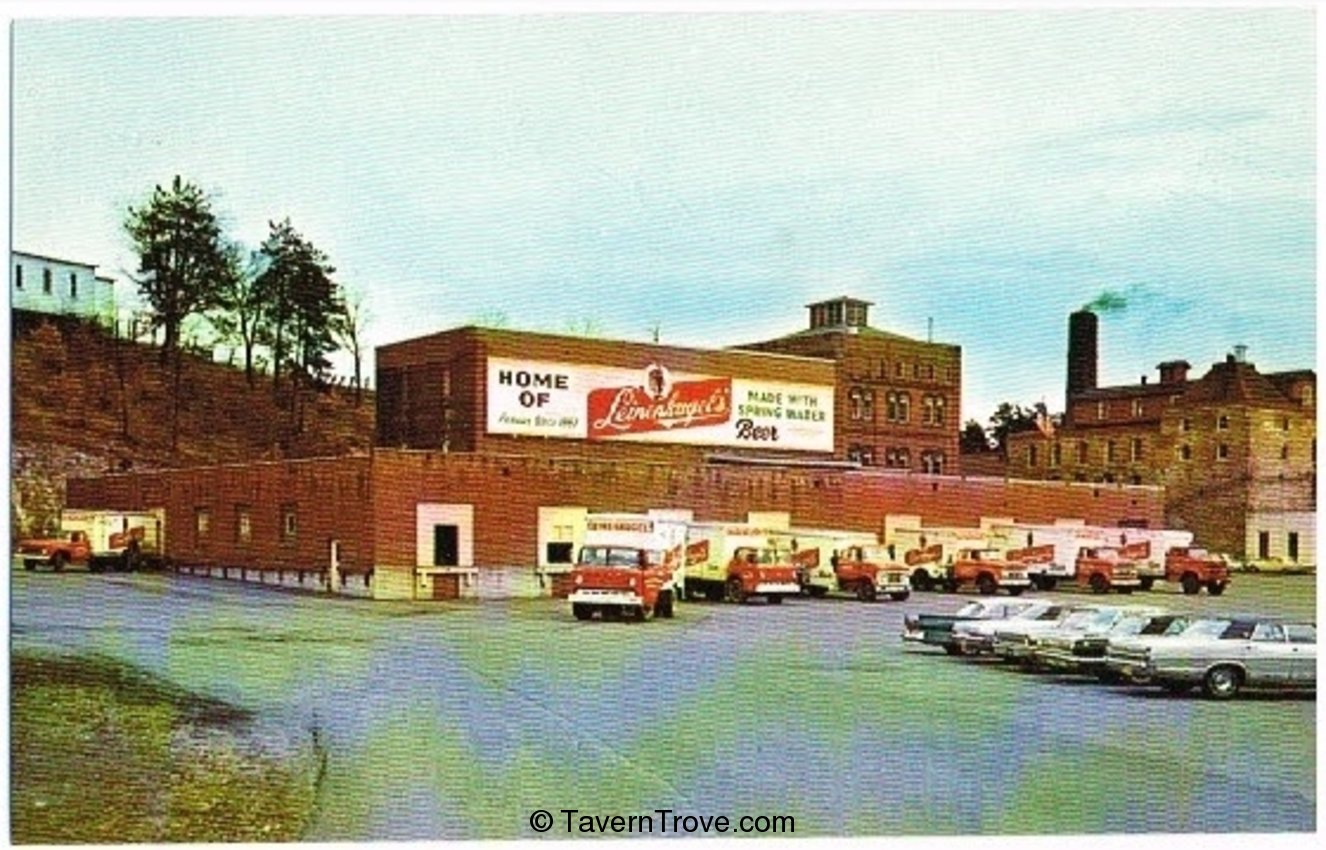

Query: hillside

[11,312,374,538]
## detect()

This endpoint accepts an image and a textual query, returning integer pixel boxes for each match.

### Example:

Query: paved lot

[9,571,1316,838]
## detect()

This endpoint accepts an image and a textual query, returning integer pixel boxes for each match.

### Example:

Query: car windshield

[1060,610,1100,630]
[955,602,986,617]
[1110,616,1149,637]
[1181,619,1232,639]
[577,547,643,568]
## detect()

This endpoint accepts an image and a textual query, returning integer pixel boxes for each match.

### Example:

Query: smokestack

[1233,344,1248,363]
[1067,310,1098,413]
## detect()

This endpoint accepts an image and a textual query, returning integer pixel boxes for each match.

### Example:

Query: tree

[332,284,371,405]
[960,419,991,454]
[210,242,265,387]
[987,401,1059,454]
[254,219,343,431]
[124,176,230,364]
[563,317,603,338]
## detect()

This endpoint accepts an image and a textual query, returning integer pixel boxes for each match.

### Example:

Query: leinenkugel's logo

[587,364,732,439]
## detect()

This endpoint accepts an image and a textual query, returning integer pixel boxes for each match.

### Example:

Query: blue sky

[9,11,1315,425]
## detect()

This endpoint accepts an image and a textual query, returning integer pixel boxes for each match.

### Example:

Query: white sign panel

[486,357,834,452]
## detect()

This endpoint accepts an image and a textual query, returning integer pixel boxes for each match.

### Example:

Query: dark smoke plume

[1081,289,1128,314]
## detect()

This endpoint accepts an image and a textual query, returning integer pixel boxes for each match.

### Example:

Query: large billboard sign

[486,358,834,452]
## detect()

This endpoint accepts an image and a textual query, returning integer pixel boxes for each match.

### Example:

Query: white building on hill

[11,250,116,325]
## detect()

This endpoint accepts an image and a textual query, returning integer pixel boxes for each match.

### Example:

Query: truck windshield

[744,548,789,565]
[578,547,644,568]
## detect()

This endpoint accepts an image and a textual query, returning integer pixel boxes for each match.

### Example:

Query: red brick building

[738,297,961,472]
[1008,311,1316,564]
[66,298,1164,601]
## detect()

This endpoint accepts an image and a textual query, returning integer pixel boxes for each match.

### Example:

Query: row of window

[1032,437,1307,468]
[847,388,948,426]
[848,445,947,473]
[194,504,297,546]
[13,266,79,298]
[861,361,957,385]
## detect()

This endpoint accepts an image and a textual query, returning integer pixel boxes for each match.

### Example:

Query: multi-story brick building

[66,298,1166,601]
[1008,310,1316,565]
[737,297,961,472]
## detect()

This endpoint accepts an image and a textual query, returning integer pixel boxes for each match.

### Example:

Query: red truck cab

[725,546,803,604]
[1165,547,1230,596]
[1076,546,1141,594]
[16,531,92,570]
[948,548,1032,596]
[570,545,680,621]
[830,545,912,602]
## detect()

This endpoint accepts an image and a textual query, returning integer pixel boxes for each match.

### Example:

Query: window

[1258,531,1270,560]
[894,361,904,378]
[1132,399,1143,418]
[897,392,910,423]
[1217,443,1230,461]
[546,542,574,564]
[1129,474,1142,485]
[1180,417,1192,432]
[1096,401,1106,421]
[846,302,867,326]
[1217,414,1229,431]
[1285,624,1316,644]
[924,364,935,381]
[69,273,78,299]
[877,359,888,379]
[1288,532,1299,562]
[946,366,957,385]
[14,265,21,290]
[1050,443,1061,468]
[827,301,844,325]
[921,450,945,475]
[1028,445,1039,467]
[194,508,211,549]
[1180,444,1192,461]
[1130,438,1143,462]
[1077,441,1088,464]
[912,363,920,379]
[858,446,875,465]
[1250,622,1285,643]
[861,389,874,421]
[1106,440,1117,463]
[885,448,910,469]
[933,396,945,426]
[1282,417,1291,432]
[42,268,52,294]
[281,504,297,542]
[236,506,252,544]
[885,391,899,422]
[896,448,910,469]
[849,387,865,421]
[811,305,827,328]
[1281,444,1290,461]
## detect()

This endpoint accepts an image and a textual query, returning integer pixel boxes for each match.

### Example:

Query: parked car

[990,605,1118,663]
[1033,610,1188,677]
[902,598,1041,653]
[1106,617,1317,699]
[947,600,1071,656]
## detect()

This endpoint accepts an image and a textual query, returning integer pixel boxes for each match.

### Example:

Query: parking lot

[9,571,1316,837]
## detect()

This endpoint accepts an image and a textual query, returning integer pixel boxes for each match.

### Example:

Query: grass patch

[10,652,320,843]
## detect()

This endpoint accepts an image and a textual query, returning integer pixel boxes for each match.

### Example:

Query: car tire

[1207,581,1226,597]
[725,577,747,604]
[856,581,877,602]
[889,591,910,602]
[911,569,933,592]
[1202,665,1242,700]
[1139,577,1156,592]
[1181,573,1200,595]
[572,603,593,621]
[976,574,997,596]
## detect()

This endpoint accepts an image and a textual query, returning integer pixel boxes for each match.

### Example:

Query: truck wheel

[1087,573,1108,594]
[807,586,828,599]
[856,581,877,602]
[634,605,649,622]
[1202,665,1242,700]
[766,593,784,605]
[889,590,910,602]
[911,569,934,592]
[1180,573,1200,595]
[1139,577,1156,591]
[943,579,959,593]
[1207,581,1226,597]
[1007,587,1025,597]
[725,577,748,604]
[705,584,725,603]
[572,603,593,621]
[976,574,997,596]
[50,552,67,572]
[1040,576,1059,592]
[89,559,104,574]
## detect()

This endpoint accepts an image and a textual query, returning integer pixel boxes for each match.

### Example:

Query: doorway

[433,525,459,567]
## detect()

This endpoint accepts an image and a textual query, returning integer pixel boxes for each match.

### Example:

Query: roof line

[12,249,101,271]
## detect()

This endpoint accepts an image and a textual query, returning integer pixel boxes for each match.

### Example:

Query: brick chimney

[1157,360,1191,385]
[1066,310,1098,411]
